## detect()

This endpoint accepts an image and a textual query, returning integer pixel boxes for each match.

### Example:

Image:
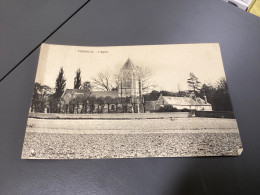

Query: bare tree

[136,65,157,93]
[93,65,156,93]
[92,71,116,91]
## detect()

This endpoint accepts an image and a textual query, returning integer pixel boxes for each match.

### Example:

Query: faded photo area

[22,43,243,159]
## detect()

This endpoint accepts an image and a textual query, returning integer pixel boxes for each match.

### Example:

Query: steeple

[120,58,136,71]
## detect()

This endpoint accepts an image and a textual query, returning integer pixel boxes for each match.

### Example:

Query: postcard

[22,43,243,159]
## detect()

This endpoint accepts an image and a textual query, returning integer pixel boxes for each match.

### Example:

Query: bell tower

[118,59,141,98]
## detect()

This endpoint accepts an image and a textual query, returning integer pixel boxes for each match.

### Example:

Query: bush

[158,105,178,112]
[180,108,190,112]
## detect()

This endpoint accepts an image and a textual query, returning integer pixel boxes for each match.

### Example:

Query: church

[60,58,212,114]
[60,59,144,113]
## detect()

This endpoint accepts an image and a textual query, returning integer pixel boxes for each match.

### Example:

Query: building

[151,94,212,111]
[60,58,212,114]
[60,59,143,113]
[118,59,142,98]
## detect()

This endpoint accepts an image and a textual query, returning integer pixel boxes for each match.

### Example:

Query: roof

[61,88,119,100]
[159,96,211,106]
[120,58,136,71]
[196,97,211,105]
[90,90,118,98]
[61,89,89,102]
[63,89,87,95]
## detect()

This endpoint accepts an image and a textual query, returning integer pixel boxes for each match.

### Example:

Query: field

[22,113,243,159]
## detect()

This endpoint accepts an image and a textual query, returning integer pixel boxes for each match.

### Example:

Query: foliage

[212,77,233,111]
[88,96,96,113]
[96,97,105,113]
[48,94,59,113]
[69,98,77,113]
[180,108,190,112]
[55,67,66,100]
[31,82,51,113]
[199,83,215,104]
[187,72,201,96]
[158,105,178,112]
[82,97,88,114]
[81,81,92,92]
[143,90,178,101]
[104,96,113,113]
[74,69,82,89]
[143,76,233,112]
[198,78,233,111]
[112,97,121,112]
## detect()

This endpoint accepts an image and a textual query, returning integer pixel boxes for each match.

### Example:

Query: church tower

[118,59,142,98]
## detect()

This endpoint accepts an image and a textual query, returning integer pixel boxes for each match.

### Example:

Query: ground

[22,113,243,159]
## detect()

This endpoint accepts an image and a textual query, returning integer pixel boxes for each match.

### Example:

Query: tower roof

[120,58,136,71]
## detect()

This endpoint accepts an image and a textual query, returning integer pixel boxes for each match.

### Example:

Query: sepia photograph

[22,43,243,159]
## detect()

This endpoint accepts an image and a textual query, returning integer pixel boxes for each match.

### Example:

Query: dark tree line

[199,77,233,111]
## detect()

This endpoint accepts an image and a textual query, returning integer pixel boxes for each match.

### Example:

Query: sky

[35,43,226,92]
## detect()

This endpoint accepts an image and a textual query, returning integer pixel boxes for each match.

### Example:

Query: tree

[213,77,233,111]
[69,98,77,113]
[81,81,92,92]
[187,72,201,96]
[88,96,96,113]
[158,105,178,112]
[31,83,40,112]
[136,65,157,93]
[74,96,83,114]
[199,83,215,104]
[31,82,52,113]
[129,97,140,113]
[74,69,82,89]
[120,97,130,113]
[82,97,88,113]
[38,84,52,112]
[198,78,233,111]
[55,67,66,100]
[112,97,121,113]
[104,96,113,113]
[143,90,160,101]
[48,94,59,113]
[92,71,115,91]
[96,97,105,113]
[143,90,179,102]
